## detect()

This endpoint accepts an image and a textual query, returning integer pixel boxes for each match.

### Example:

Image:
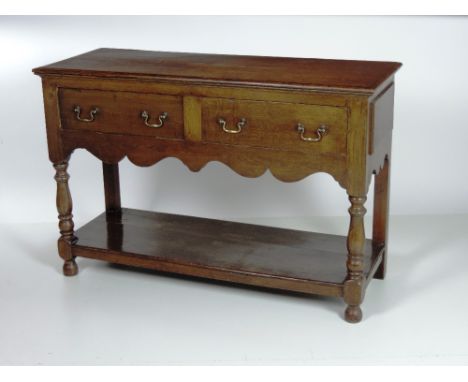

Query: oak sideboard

[33,48,401,323]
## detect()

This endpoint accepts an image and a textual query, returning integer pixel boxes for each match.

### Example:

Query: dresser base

[72,208,383,300]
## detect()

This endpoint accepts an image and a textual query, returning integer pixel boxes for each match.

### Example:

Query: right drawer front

[201,98,347,153]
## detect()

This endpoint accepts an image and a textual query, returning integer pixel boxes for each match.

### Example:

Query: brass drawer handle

[297,123,328,142]
[141,111,168,128]
[73,105,99,122]
[218,117,246,134]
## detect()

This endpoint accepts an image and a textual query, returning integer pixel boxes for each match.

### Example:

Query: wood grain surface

[34,48,400,323]
[201,97,347,152]
[33,48,402,93]
[59,88,184,139]
[73,208,382,296]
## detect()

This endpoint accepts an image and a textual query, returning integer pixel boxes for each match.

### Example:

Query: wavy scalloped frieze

[61,131,348,189]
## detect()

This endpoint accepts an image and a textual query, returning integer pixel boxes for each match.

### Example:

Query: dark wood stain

[74,208,381,292]
[33,48,402,93]
[33,48,400,323]
[59,88,184,139]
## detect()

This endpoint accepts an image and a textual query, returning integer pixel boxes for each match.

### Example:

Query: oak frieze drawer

[33,48,401,323]
[201,98,347,153]
[59,88,184,139]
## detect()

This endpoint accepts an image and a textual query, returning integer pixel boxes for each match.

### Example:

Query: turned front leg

[344,195,367,323]
[54,161,78,276]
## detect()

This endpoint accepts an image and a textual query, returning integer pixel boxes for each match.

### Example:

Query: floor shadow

[106,262,344,318]
[2,222,94,275]
[9,215,462,323]
[366,216,468,317]
[1,222,344,318]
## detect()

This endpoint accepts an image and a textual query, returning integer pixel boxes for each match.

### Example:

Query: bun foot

[345,305,362,323]
[63,259,78,276]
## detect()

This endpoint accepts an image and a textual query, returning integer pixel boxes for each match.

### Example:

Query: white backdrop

[1,16,467,224]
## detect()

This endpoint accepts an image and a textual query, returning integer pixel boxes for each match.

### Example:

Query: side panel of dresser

[367,80,395,280]
[367,81,395,184]
[343,79,395,196]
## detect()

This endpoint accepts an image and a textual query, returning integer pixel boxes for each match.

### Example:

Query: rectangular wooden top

[33,48,401,94]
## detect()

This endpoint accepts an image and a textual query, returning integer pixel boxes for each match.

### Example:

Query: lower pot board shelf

[73,208,383,298]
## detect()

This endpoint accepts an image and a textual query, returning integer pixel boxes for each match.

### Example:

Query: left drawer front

[59,88,184,139]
